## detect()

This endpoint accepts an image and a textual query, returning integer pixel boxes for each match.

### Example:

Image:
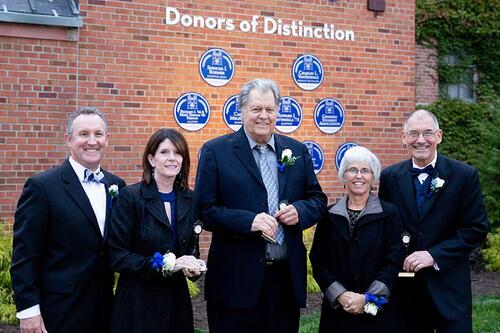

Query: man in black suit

[10,107,126,333]
[195,78,327,333]
[379,109,489,333]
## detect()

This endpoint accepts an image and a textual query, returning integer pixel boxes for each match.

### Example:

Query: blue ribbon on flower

[277,162,286,173]
[150,252,164,271]
[365,293,388,308]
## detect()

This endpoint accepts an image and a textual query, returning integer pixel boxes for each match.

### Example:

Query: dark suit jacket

[108,181,199,333]
[10,159,125,332]
[379,154,489,321]
[195,128,327,309]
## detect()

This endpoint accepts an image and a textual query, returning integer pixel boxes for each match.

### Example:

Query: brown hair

[141,128,190,190]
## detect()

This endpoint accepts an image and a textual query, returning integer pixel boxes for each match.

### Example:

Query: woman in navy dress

[108,128,206,333]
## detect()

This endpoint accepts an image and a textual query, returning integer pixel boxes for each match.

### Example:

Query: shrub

[303,227,320,293]
[426,99,500,230]
[0,223,16,324]
[482,229,500,272]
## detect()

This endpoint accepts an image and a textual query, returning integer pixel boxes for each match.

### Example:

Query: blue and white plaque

[303,141,325,175]
[174,92,211,131]
[276,96,302,134]
[335,142,358,169]
[223,94,242,132]
[292,54,324,91]
[199,48,235,87]
[314,98,345,134]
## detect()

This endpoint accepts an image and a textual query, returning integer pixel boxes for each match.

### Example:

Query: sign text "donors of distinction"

[166,6,355,41]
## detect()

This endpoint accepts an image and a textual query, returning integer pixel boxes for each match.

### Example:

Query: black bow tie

[410,165,434,177]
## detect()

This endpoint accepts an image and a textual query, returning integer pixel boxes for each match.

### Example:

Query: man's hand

[404,250,434,272]
[338,291,365,314]
[274,204,299,226]
[20,314,47,333]
[251,212,278,236]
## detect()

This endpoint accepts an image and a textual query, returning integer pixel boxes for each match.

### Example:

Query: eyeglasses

[345,167,373,176]
[406,129,439,139]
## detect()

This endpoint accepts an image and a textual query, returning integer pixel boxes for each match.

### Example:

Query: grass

[194,295,500,333]
[472,295,500,333]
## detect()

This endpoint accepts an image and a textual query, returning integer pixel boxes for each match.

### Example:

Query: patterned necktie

[256,145,284,245]
[84,169,105,184]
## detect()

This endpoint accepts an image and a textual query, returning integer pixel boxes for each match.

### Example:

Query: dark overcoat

[195,127,327,309]
[108,180,199,333]
[310,196,404,333]
[11,159,125,332]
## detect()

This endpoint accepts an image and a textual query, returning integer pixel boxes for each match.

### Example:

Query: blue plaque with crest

[276,96,302,134]
[292,54,324,91]
[303,141,325,174]
[174,92,211,131]
[223,94,242,132]
[335,142,358,169]
[314,98,345,134]
[199,48,235,87]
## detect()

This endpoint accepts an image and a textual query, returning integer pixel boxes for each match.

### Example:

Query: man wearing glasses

[378,109,489,333]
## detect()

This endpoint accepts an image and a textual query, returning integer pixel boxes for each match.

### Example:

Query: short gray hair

[338,146,381,182]
[66,106,108,135]
[238,78,281,110]
[404,109,440,132]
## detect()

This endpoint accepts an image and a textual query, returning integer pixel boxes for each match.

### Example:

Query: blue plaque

[223,94,242,132]
[314,98,345,134]
[303,141,325,175]
[199,48,235,87]
[276,96,302,134]
[174,92,211,131]
[335,142,358,169]
[292,54,324,91]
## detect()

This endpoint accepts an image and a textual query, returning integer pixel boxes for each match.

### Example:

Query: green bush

[303,227,320,293]
[0,225,16,324]
[482,229,500,272]
[426,99,500,230]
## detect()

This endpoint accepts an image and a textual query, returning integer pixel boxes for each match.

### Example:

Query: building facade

[0,0,416,255]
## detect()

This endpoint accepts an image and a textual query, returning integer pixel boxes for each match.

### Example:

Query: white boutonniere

[277,149,300,172]
[151,251,176,276]
[109,184,119,198]
[430,176,445,194]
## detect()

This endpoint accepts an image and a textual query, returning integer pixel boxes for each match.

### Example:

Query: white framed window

[440,54,477,102]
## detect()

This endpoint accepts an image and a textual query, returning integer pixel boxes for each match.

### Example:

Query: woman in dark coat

[310,146,404,333]
[108,128,206,333]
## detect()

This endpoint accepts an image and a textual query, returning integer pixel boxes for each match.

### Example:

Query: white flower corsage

[277,149,300,172]
[363,294,388,316]
[151,251,176,276]
[430,176,445,194]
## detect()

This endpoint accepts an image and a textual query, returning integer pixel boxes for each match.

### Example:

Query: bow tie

[410,165,434,177]
[84,169,105,184]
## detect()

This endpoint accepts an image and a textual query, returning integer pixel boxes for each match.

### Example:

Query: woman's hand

[173,255,207,277]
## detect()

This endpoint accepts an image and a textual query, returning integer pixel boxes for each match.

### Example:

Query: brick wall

[415,43,438,105]
[1,0,415,255]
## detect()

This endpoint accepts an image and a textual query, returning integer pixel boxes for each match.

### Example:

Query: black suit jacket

[108,181,199,333]
[379,154,489,320]
[10,159,125,332]
[195,128,327,309]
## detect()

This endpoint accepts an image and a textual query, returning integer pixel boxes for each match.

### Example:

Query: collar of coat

[329,192,383,222]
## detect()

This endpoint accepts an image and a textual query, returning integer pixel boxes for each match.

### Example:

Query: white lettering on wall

[165,6,355,41]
